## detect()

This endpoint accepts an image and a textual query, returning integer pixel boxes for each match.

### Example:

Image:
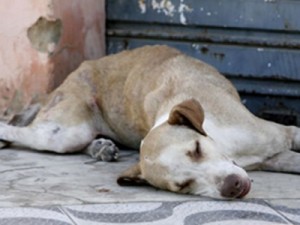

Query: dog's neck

[150,94,194,130]
[151,113,169,130]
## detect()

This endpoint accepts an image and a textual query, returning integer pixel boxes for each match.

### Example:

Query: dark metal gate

[106,0,300,125]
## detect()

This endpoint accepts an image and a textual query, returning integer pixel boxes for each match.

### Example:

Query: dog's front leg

[261,150,300,174]
[291,126,300,151]
[261,126,300,173]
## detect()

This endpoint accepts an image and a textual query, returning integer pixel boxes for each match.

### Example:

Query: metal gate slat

[107,0,300,32]
[106,0,300,125]
[107,37,300,81]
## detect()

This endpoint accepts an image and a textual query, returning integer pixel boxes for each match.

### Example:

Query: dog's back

[83,45,243,146]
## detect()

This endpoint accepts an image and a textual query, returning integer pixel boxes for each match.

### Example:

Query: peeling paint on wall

[138,0,147,14]
[178,0,193,25]
[152,0,176,17]
[27,17,62,53]
[139,0,193,25]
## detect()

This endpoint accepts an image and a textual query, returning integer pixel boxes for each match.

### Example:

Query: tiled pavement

[0,148,299,225]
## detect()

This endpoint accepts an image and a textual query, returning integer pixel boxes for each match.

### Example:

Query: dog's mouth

[237,178,251,198]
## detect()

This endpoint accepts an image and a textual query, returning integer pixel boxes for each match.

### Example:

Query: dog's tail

[8,103,41,127]
[0,103,41,149]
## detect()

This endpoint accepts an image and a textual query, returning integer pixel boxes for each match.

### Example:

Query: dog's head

[118,99,251,199]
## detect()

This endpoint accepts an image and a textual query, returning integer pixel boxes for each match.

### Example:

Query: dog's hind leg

[0,97,119,160]
[0,120,96,154]
[0,103,42,149]
[261,150,300,174]
[261,126,300,173]
[8,103,41,127]
[1,96,101,153]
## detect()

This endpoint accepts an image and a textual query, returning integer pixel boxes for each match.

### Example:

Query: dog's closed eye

[186,141,202,161]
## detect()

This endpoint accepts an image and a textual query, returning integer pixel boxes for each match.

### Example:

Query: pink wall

[0,0,105,119]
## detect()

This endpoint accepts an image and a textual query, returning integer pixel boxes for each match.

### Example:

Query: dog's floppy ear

[168,98,207,136]
[117,163,149,186]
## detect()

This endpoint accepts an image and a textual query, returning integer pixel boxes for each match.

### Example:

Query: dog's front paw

[85,138,119,162]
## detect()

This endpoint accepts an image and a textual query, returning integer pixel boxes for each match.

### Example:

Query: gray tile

[0,148,300,208]
[0,149,198,207]
[247,172,300,199]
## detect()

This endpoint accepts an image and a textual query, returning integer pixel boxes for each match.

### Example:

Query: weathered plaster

[0,0,105,119]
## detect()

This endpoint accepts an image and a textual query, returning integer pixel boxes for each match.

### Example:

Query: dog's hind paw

[85,138,119,162]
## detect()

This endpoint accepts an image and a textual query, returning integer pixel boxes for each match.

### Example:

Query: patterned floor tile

[63,200,293,225]
[0,206,74,225]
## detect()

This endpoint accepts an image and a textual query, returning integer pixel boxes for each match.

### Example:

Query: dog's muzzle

[220,174,251,198]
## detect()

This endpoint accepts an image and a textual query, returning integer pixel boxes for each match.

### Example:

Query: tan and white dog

[0,45,300,199]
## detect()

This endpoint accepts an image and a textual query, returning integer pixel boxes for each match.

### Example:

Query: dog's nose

[220,174,251,198]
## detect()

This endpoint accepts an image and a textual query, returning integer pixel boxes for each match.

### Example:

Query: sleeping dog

[0,45,299,199]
